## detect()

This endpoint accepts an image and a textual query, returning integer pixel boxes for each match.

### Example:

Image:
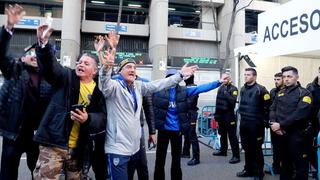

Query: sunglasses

[24,50,36,57]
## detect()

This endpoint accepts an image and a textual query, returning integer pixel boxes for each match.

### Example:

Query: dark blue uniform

[270,83,312,180]
[239,82,271,178]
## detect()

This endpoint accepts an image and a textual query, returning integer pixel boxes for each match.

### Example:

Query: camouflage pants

[33,145,81,180]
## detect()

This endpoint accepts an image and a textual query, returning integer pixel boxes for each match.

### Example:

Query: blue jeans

[107,153,131,180]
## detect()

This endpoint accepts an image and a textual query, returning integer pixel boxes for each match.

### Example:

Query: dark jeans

[82,133,107,180]
[240,120,264,177]
[182,125,200,160]
[216,113,240,158]
[270,130,281,170]
[0,136,39,180]
[128,130,149,180]
[154,130,182,180]
[279,131,308,180]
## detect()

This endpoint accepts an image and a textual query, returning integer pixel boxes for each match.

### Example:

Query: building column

[201,7,215,30]
[149,0,168,80]
[60,0,82,68]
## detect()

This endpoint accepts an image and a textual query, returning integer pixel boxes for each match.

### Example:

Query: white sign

[61,55,71,67]
[258,0,320,57]
[159,60,166,71]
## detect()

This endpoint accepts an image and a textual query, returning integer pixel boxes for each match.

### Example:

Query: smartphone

[71,104,84,112]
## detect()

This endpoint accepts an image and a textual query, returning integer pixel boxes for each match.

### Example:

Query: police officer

[306,67,320,177]
[237,68,271,180]
[265,72,283,174]
[270,66,312,180]
[213,72,240,164]
[182,75,201,166]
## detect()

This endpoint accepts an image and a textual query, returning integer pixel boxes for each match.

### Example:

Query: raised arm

[96,31,119,98]
[36,24,67,88]
[0,4,25,78]
[186,73,229,96]
[141,64,199,95]
[186,80,221,96]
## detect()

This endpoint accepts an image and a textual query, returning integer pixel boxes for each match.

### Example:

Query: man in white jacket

[97,45,198,179]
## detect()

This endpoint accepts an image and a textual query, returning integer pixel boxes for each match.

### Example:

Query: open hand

[37,24,54,44]
[180,63,198,79]
[94,35,106,52]
[5,4,25,30]
[106,30,120,50]
[220,73,230,84]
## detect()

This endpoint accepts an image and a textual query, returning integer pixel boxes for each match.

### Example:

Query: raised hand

[105,30,120,50]
[180,63,198,79]
[99,48,116,70]
[5,4,26,30]
[37,24,54,44]
[94,35,106,52]
[220,73,230,84]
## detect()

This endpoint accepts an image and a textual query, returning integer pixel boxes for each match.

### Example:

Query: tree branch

[236,0,254,14]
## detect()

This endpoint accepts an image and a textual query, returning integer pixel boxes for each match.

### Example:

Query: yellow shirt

[68,80,96,148]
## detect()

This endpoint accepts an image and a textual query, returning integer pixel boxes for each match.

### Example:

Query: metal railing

[85,11,147,24]
[198,105,220,150]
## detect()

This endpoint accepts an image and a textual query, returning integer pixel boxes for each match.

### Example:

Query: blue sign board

[185,31,201,38]
[105,24,127,32]
[17,18,40,26]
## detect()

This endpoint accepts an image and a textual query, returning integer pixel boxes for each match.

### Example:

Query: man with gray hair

[97,37,198,179]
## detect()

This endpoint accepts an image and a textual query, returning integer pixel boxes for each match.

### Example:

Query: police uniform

[270,83,312,180]
[214,83,240,160]
[238,82,271,178]
[306,77,320,173]
[269,87,282,173]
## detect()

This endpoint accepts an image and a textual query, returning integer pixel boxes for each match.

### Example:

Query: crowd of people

[0,4,319,180]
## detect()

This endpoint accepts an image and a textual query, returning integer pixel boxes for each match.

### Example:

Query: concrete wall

[168,39,218,57]
[168,27,220,41]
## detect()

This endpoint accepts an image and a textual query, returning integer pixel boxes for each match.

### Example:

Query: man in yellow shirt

[32,24,117,179]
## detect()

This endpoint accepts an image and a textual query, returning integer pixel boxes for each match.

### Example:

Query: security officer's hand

[270,122,286,135]
[270,122,280,132]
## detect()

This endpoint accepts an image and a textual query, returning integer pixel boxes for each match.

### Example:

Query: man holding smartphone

[32,24,118,179]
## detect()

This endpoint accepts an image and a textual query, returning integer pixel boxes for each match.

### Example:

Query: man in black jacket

[306,67,320,176]
[0,4,53,179]
[237,68,271,180]
[32,24,115,179]
[270,66,312,180]
[153,70,227,180]
[181,75,201,166]
[213,72,240,164]
[265,72,283,175]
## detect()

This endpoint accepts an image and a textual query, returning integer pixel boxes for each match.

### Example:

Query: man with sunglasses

[0,4,53,179]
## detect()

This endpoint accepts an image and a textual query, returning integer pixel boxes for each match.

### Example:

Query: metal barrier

[263,128,274,176]
[198,106,220,150]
